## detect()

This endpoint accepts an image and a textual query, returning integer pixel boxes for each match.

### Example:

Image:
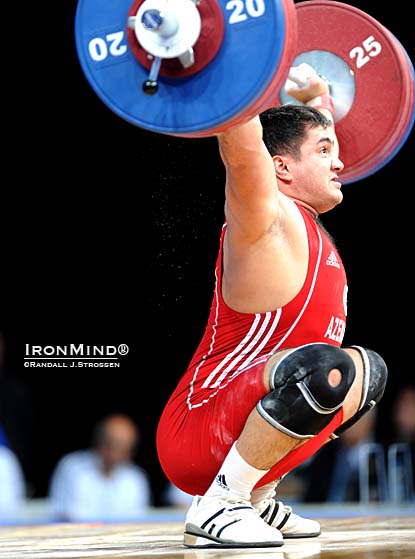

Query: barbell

[75,0,414,184]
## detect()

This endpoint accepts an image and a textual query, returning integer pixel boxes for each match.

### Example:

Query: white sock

[251,481,279,504]
[251,474,287,504]
[204,442,270,501]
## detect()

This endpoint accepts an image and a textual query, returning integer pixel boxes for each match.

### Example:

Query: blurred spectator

[48,413,152,521]
[0,443,26,521]
[383,384,415,500]
[391,385,415,445]
[0,331,34,492]
[162,481,193,508]
[298,408,378,502]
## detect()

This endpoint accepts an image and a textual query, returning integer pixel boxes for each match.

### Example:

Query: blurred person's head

[392,385,415,442]
[92,413,140,475]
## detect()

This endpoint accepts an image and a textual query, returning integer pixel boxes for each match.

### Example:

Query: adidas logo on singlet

[215,474,229,491]
[326,250,340,269]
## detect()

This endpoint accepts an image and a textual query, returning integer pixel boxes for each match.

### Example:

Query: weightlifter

[156,69,388,547]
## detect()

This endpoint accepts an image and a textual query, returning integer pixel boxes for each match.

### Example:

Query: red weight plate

[343,23,415,183]
[386,32,415,142]
[365,26,415,169]
[291,1,414,184]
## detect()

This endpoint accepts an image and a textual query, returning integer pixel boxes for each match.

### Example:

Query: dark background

[1,1,414,504]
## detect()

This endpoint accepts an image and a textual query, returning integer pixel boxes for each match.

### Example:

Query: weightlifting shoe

[184,494,284,548]
[254,496,320,538]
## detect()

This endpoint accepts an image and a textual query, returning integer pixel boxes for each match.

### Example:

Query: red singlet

[157,205,348,495]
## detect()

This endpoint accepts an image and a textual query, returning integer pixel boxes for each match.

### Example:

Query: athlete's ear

[273,155,292,181]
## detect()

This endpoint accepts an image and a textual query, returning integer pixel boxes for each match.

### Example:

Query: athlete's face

[290,125,344,214]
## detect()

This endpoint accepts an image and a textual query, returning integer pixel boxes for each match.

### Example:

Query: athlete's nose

[332,155,344,173]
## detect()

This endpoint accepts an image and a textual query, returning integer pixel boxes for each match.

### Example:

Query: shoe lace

[205,493,255,509]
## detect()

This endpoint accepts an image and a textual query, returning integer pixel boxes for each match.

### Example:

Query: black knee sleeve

[334,346,388,437]
[256,343,356,439]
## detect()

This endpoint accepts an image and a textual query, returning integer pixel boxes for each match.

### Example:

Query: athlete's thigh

[157,356,269,494]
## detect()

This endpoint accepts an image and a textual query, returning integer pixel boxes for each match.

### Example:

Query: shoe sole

[283,531,321,539]
[184,524,284,548]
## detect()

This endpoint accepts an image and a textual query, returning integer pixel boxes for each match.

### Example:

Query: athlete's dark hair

[259,104,332,160]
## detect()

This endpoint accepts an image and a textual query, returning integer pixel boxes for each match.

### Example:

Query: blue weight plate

[75,0,288,136]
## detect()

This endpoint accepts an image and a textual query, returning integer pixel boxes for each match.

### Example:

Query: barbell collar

[132,0,201,59]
